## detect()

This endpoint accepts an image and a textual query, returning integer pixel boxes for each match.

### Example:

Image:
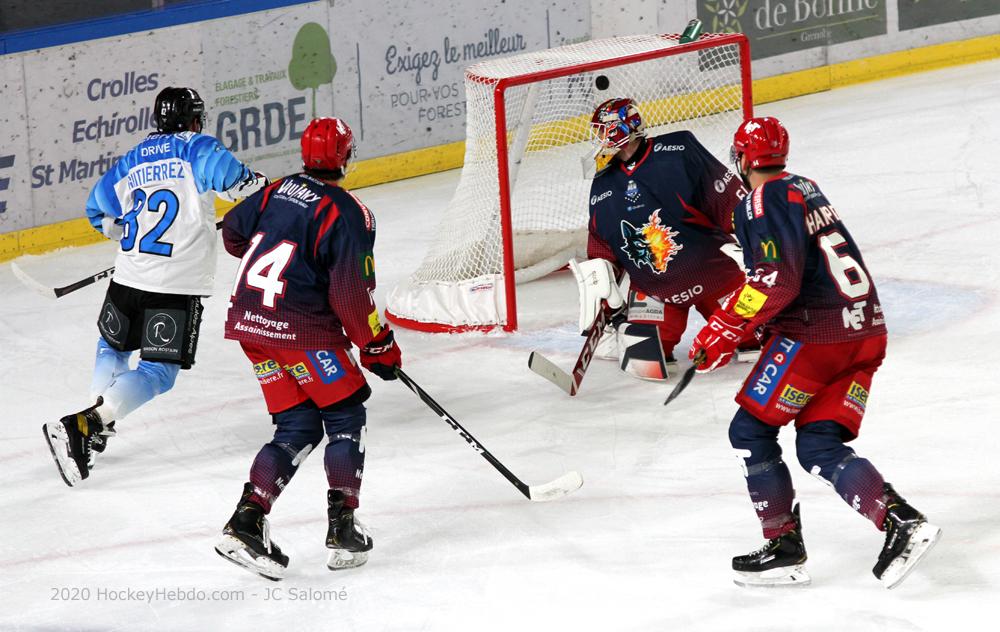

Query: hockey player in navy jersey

[689,117,940,588]
[43,87,266,487]
[214,117,400,579]
[577,97,758,381]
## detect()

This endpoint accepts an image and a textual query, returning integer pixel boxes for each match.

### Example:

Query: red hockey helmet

[590,97,646,156]
[731,117,789,169]
[301,117,355,173]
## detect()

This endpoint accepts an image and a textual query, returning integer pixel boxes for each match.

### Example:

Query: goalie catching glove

[218,171,268,203]
[570,258,625,334]
[688,308,749,373]
[360,328,402,381]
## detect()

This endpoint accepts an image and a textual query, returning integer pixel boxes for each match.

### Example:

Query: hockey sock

[90,337,131,401]
[97,360,180,421]
[321,403,367,509]
[249,402,324,512]
[796,421,888,529]
[729,408,797,538]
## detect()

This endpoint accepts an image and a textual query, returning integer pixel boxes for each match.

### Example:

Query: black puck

[595,75,609,90]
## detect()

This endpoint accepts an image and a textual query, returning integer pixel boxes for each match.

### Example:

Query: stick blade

[528,351,578,396]
[528,470,583,502]
[10,260,57,298]
[663,366,697,406]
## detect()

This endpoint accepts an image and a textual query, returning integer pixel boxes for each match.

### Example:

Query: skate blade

[327,548,368,571]
[880,522,942,589]
[215,535,285,581]
[734,564,811,588]
[42,423,82,487]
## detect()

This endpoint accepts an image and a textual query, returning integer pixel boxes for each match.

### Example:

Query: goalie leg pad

[617,323,670,382]
[570,258,624,333]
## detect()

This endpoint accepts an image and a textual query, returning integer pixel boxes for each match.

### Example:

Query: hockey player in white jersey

[43,87,266,487]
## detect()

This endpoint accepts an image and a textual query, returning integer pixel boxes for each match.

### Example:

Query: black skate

[42,398,107,487]
[326,490,372,571]
[215,483,288,581]
[873,484,941,589]
[732,503,810,587]
[88,420,117,469]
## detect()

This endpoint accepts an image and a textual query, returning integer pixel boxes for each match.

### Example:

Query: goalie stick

[527,305,609,396]
[11,220,224,299]
[395,368,583,502]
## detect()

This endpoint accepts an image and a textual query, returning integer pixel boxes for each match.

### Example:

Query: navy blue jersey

[222,173,384,351]
[587,131,746,308]
[730,172,886,343]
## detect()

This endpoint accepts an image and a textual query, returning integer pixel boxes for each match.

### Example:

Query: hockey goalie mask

[589,98,645,172]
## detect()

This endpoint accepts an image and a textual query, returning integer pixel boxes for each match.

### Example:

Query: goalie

[575,98,759,381]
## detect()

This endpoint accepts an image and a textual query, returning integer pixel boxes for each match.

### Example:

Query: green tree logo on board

[703,0,749,33]
[288,22,337,119]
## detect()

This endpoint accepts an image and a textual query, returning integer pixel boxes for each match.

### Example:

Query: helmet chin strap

[737,154,752,189]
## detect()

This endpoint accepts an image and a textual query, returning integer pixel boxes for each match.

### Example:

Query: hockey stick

[395,368,583,502]
[663,350,705,406]
[11,220,224,299]
[12,260,114,299]
[527,306,609,396]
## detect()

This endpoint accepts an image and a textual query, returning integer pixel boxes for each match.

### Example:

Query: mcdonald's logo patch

[360,252,375,279]
[760,237,780,262]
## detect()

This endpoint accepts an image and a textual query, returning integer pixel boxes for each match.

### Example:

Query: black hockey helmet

[154,87,205,133]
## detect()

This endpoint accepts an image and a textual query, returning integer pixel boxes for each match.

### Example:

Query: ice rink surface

[2,59,1000,632]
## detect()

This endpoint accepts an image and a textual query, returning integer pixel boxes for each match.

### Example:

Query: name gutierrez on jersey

[277,179,322,205]
[125,159,186,189]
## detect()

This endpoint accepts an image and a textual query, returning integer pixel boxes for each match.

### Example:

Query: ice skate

[873,484,941,589]
[215,483,288,581]
[42,398,108,487]
[326,490,372,570]
[87,420,117,469]
[732,504,810,587]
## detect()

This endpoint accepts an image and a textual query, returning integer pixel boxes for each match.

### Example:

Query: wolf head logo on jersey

[620,209,683,274]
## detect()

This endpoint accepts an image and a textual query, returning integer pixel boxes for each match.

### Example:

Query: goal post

[386,32,753,333]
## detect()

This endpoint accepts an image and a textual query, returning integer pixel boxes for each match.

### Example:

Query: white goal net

[386,33,752,332]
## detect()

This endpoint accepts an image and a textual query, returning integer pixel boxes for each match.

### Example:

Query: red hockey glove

[360,328,402,381]
[689,309,749,374]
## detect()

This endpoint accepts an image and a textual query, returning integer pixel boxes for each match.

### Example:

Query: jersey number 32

[121,189,180,256]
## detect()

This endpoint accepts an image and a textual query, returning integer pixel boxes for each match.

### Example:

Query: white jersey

[85,131,251,295]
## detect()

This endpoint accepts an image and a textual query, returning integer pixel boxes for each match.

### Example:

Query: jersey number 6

[231,232,297,309]
[818,230,871,300]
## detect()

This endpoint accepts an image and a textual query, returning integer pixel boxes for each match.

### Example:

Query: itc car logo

[0,154,13,214]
